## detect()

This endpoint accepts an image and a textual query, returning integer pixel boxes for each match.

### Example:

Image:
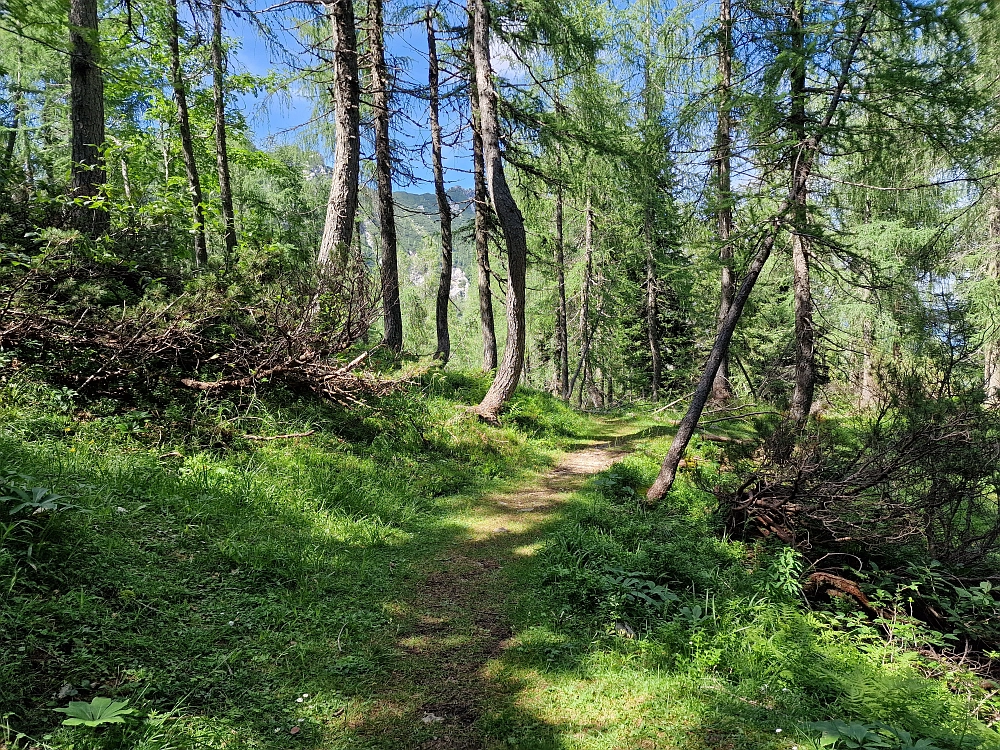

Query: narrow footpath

[354,434,630,748]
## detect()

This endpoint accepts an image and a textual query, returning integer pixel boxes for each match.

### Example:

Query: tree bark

[211,0,238,265]
[712,0,735,403]
[68,0,107,235]
[646,6,873,501]
[369,0,402,353]
[554,180,569,399]
[986,198,1000,404]
[645,216,661,401]
[787,0,816,426]
[317,0,361,272]
[427,11,453,363]
[470,73,497,370]
[168,0,208,267]
[569,196,594,399]
[470,0,529,421]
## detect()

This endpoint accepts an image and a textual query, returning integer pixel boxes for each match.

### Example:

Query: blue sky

[228,6,475,190]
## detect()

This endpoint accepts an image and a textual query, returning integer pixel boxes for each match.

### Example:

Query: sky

[227,6,477,191]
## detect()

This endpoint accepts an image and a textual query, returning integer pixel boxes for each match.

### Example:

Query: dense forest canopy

[5,0,1000,747]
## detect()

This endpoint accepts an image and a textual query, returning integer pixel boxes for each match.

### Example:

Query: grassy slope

[0,373,594,749]
[2,378,999,750]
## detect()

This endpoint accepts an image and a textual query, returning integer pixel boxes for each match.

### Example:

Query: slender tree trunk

[427,11,453,363]
[712,0,735,403]
[986,198,1000,404]
[168,0,208,267]
[369,0,402,353]
[646,7,873,501]
[3,92,16,170]
[788,0,816,425]
[470,65,497,370]
[569,196,594,398]
[68,0,107,235]
[317,0,361,272]
[554,180,569,399]
[860,314,876,408]
[211,0,237,265]
[645,214,662,401]
[470,0,529,421]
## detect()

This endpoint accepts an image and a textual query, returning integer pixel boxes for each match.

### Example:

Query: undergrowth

[508,431,1000,750]
[0,369,590,750]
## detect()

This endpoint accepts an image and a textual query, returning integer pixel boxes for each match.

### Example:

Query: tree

[167,0,208,267]
[470,72,497,370]
[427,9,453,363]
[370,0,402,353]
[711,0,735,403]
[470,0,529,420]
[211,0,238,265]
[68,0,107,235]
[317,0,361,272]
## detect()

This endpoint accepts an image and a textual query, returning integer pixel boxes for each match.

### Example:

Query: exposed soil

[356,437,628,748]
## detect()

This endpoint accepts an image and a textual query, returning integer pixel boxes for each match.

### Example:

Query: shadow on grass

[0,418,578,750]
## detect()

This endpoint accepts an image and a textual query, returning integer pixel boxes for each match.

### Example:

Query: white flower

[296,698,304,703]
[228,621,235,626]
[775,728,782,733]
[302,693,309,698]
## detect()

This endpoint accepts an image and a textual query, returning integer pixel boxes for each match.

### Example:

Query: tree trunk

[3,91,17,170]
[369,0,402,353]
[68,0,107,235]
[787,0,815,426]
[317,0,361,272]
[168,0,208,267]
[712,0,735,403]
[470,76,497,370]
[554,180,569,399]
[211,0,238,265]
[569,196,594,398]
[645,215,661,402]
[987,199,1000,404]
[470,0,529,421]
[428,11,453,363]
[646,7,873,501]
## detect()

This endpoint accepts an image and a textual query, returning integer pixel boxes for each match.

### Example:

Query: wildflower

[775,728,782,733]
[296,697,303,703]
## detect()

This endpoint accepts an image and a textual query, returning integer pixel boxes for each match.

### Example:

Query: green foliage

[54,697,134,727]
[807,720,944,750]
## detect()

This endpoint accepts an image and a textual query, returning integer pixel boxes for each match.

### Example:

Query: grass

[0,370,594,749]
[493,423,1000,749]
[3,375,999,750]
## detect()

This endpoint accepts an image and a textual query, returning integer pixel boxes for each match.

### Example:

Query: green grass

[3,380,1000,750]
[0,370,595,749]
[492,423,1000,750]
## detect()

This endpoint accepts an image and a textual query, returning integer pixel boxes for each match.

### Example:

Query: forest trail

[356,429,632,748]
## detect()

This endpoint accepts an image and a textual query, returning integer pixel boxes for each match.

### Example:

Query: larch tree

[317,0,361,273]
[370,0,403,353]
[68,0,107,235]
[470,0,529,420]
[211,0,237,264]
[167,0,208,267]
[427,8,454,363]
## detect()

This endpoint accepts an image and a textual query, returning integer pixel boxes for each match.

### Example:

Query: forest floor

[355,430,630,748]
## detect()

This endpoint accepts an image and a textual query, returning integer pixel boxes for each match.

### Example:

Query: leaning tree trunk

[646,7,873,502]
[470,63,497,370]
[68,0,107,235]
[470,0,529,421]
[168,0,208,267]
[787,0,816,426]
[554,179,570,399]
[211,0,238,265]
[711,0,735,403]
[428,11,453,363]
[317,0,361,273]
[370,0,402,353]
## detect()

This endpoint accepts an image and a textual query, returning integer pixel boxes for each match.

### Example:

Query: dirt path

[356,436,628,748]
